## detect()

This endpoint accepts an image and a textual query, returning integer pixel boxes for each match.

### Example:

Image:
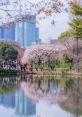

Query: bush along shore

[0,69,19,76]
[0,67,82,78]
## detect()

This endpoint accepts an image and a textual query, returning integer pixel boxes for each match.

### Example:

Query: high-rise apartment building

[0,22,15,41]
[0,15,40,48]
[16,16,39,48]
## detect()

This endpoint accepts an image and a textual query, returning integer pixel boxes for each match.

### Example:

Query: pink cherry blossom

[21,43,66,65]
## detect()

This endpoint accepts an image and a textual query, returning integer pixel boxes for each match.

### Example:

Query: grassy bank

[33,63,72,70]
[37,70,82,77]
[0,66,82,78]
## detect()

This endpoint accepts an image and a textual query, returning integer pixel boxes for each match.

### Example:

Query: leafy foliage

[58,2,82,41]
[0,69,18,76]
[69,18,82,38]
[58,30,73,41]
[69,2,82,39]
[70,2,82,16]
[0,42,18,61]
[69,2,82,71]
[0,84,17,94]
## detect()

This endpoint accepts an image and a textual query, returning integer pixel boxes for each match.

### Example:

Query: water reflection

[21,76,67,103]
[0,75,82,117]
[15,89,36,116]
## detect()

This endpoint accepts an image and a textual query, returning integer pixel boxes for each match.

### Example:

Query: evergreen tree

[0,42,18,61]
[69,2,82,71]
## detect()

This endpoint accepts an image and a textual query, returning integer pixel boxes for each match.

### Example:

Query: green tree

[58,30,73,41]
[0,42,18,61]
[58,3,82,41]
[69,2,82,71]
[70,2,82,16]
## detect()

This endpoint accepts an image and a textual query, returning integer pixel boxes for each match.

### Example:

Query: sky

[35,0,70,42]
[0,0,69,42]
[38,11,69,42]
[28,0,70,42]
[29,0,69,42]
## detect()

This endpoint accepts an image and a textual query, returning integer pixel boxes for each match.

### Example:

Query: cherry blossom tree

[21,43,66,67]
[0,0,68,24]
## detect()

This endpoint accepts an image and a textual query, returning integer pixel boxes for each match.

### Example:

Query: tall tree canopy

[69,2,82,39]
[58,2,82,71]
[70,2,82,16]
[58,30,73,41]
[0,42,18,61]
[69,2,82,71]
[58,2,82,41]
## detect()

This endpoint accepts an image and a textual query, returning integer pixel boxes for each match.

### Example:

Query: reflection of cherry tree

[21,75,82,116]
[21,76,67,103]
[59,78,82,116]
[21,44,66,66]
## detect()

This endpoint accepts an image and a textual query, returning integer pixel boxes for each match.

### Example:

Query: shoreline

[0,69,82,78]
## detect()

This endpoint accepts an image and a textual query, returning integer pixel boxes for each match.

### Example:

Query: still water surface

[0,75,82,117]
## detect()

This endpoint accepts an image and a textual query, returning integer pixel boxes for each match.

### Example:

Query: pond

[0,75,82,117]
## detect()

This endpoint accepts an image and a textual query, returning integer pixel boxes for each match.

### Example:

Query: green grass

[55,63,71,70]
[33,63,72,70]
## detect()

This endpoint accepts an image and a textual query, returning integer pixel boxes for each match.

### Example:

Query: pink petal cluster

[21,43,66,64]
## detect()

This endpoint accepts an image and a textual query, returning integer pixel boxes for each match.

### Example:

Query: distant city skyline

[0,0,77,44]
[0,15,40,48]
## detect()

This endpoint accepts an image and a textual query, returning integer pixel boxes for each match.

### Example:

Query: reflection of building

[0,95,3,104]
[0,86,36,117]
[15,89,36,116]
[0,15,40,48]
[0,27,3,39]
[0,92,15,108]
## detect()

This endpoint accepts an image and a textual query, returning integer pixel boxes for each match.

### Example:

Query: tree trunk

[76,38,79,72]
